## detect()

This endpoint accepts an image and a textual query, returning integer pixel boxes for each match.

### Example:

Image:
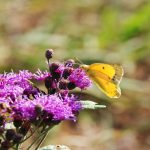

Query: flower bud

[35,105,43,116]
[0,116,5,126]
[43,113,54,125]
[13,115,23,128]
[45,49,53,61]
[49,63,59,73]
[62,68,73,79]
[49,63,61,80]
[49,88,56,94]
[41,110,49,118]
[59,80,68,90]
[44,76,53,89]
[0,140,11,149]
[65,59,75,67]
[67,82,76,90]
[13,133,23,143]
[5,129,16,141]
[19,121,31,135]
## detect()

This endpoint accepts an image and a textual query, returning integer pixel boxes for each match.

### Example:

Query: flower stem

[15,143,19,150]
[26,131,45,150]
[35,131,49,150]
[26,126,52,150]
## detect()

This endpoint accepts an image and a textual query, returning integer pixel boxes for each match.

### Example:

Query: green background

[0,0,150,149]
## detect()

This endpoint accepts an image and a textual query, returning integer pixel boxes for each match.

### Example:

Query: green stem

[21,128,38,142]
[21,119,44,143]
[15,143,19,150]
[26,131,45,150]
[35,131,49,150]
[26,126,52,150]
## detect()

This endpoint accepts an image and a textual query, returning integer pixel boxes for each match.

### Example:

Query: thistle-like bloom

[69,68,92,89]
[0,71,33,99]
[34,69,50,81]
[45,62,91,93]
[0,50,94,150]
[13,94,81,121]
[0,61,91,124]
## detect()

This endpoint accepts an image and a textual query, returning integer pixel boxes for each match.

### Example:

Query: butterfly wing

[87,63,123,98]
[91,75,121,98]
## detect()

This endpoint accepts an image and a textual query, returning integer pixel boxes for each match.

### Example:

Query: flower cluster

[0,49,92,149]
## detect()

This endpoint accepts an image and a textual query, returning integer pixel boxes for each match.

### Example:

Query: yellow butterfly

[80,63,124,98]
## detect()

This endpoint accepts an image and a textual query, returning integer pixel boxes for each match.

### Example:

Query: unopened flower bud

[49,63,59,73]
[62,68,73,79]
[19,121,30,135]
[35,105,43,116]
[41,110,49,119]
[59,80,68,90]
[43,113,54,125]
[65,59,75,67]
[49,63,61,80]
[5,129,16,141]
[45,49,53,61]
[0,140,11,149]
[67,82,76,90]
[13,133,23,143]
[49,88,56,94]
[0,116,5,126]
[13,115,23,128]
[44,76,53,89]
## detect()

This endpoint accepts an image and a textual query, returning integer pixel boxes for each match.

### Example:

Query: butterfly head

[80,64,89,71]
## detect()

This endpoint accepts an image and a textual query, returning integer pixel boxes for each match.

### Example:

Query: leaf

[81,100,106,109]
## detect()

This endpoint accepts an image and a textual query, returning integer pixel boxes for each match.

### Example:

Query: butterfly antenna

[74,57,84,65]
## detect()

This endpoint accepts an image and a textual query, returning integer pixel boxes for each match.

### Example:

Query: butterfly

[80,63,124,98]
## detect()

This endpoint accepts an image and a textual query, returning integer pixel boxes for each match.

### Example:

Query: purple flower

[0,71,33,100]
[0,50,95,150]
[34,69,50,81]
[0,51,92,126]
[69,68,92,89]
[1,71,32,88]
[13,98,35,120]
[18,70,33,80]
[63,94,82,113]
[13,94,82,121]
[33,94,75,120]
[0,85,24,99]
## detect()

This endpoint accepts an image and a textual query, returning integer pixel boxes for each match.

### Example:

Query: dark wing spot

[102,67,105,69]
[112,74,117,82]
[112,77,115,81]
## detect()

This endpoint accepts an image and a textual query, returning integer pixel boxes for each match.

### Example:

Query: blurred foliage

[0,0,150,150]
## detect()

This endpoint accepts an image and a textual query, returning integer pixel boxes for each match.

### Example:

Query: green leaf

[81,100,106,110]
